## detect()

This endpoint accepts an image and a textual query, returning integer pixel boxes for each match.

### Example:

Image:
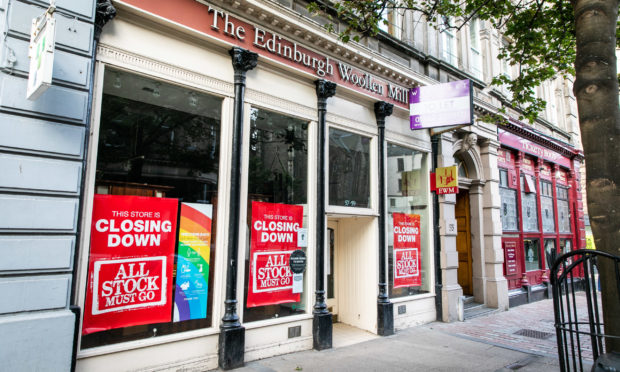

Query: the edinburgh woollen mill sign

[120,0,410,107]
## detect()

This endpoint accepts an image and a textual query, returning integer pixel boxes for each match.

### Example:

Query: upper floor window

[469,18,482,79]
[379,2,402,39]
[546,82,559,125]
[441,16,458,66]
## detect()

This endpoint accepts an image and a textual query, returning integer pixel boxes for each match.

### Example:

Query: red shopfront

[497,125,585,297]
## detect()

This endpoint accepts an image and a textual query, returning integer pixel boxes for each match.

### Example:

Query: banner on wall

[247,201,303,307]
[83,195,178,335]
[173,203,213,322]
[393,213,421,288]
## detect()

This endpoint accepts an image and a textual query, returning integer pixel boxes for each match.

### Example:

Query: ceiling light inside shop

[189,92,198,107]
[113,73,122,89]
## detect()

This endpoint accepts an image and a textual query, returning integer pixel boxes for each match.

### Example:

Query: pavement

[223,295,597,372]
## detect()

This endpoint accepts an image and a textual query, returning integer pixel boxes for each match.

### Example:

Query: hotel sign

[120,0,410,107]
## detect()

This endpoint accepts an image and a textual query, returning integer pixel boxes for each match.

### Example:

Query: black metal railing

[550,249,620,372]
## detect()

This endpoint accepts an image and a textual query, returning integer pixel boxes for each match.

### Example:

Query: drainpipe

[432,134,443,321]
[69,2,116,371]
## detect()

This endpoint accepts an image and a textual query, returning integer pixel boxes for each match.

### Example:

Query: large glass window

[557,186,571,233]
[328,128,371,208]
[523,238,541,271]
[386,144,430,298]
[499,169,518,231]
[243,108,309,322]
[82,69,222,348]
[540,180,555,233]
[521,174,539,232]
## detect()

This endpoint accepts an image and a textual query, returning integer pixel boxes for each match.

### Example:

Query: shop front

[497,124,585,306]
[74,0,436,370]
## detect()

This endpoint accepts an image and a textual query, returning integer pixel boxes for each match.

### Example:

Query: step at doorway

[332,322,379,348]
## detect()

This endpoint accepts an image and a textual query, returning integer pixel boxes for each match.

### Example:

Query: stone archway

[451,132,508,310]
[452,133,486,304]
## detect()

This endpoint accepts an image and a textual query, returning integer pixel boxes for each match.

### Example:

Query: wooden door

[455,190,473,295]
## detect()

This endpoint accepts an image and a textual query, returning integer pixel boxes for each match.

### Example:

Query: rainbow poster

[173,203,212,322]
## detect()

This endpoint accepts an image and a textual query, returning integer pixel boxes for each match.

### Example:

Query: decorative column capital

[374,101,394,125]
[229,47,258,77]
[95,0,117,40]
[315,80,337,102]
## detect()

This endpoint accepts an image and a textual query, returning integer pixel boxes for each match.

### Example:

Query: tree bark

[572,0,620,352]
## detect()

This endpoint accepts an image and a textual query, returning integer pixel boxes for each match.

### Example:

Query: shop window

[82,69,223,348]
[386,144,430,298]
[544,239,556,269]
[540,180,555,233]
[557,186,571,233]
[328,128,371,208]
[243,108,309,322]
[499,169,518,231]
[523,238,541,271]
[521,174,539,232]
[560,239,572,256]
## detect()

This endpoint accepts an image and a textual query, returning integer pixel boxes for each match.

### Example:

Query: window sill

[390,292,435,304]
[326,206,378,217]
[78,326,220,359]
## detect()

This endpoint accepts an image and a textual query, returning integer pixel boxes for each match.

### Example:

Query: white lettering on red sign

[92,257,167,315]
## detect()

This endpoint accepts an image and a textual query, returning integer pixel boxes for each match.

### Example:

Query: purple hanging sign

[409,79,473,130]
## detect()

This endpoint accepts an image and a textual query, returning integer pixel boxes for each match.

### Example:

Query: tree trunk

[572,0,620,352]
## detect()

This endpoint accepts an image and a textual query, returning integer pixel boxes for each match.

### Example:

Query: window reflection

[243,108,309,322]
[328,128,371,208]
[524,238,541,271]
[83,69,222,348]
[386,144,430,298]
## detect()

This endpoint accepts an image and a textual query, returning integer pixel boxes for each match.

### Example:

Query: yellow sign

[586,233,596,250]
[436,165,458,194]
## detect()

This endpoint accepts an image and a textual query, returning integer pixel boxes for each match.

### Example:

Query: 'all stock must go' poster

[173,203,213,322]
[392,213,422,288]
[247,201,302,307]
[82,195,178,335]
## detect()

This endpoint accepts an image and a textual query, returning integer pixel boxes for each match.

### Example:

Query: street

[228,296,596,372]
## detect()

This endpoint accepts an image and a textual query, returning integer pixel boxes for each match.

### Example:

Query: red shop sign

[82,195,178,335]
[247,201,303,307]
[393,213,422,288]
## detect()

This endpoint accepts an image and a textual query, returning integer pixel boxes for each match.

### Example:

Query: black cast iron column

[313,79,336,350]
[219,47,258,370]
[374,101,395,336]
[431,134,443,321]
